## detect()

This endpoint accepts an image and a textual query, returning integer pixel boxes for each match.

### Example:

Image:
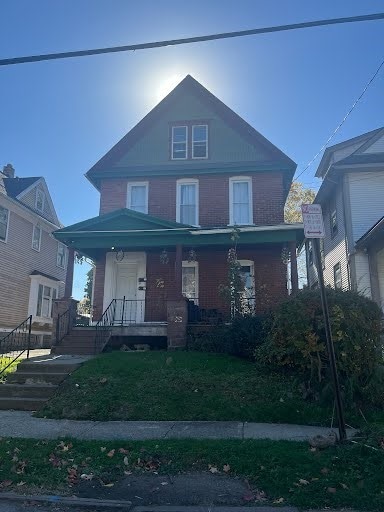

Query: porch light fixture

[281,245,290,265]
[160,249,169,265]
[116,249,124,262]
[187,248,197,262]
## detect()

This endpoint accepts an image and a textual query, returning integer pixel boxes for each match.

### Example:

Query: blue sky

[1,1,383,298]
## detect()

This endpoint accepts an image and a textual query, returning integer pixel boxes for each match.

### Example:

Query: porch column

[64,247,75,298]
[289,241,299,295]
[173,244,183,298]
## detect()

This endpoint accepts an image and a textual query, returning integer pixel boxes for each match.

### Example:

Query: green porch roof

[54,208,304,259]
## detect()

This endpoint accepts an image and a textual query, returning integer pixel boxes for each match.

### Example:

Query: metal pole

[121,296,126,326]
[27,315,32,360]
[313,238,347,442]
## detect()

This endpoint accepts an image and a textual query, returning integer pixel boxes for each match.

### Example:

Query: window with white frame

[238,260,255,299]
[229,177,252,225]
[57,243,66,268]
[172,126,188,159]
[0,206,9,242]
[127,182,148,214]
[177,179,198,226]
[35,189,45,212]
[36,284,57,318]
[32,225,41,251]
[182,261,198,303]
[334,262,342,289]
[192,125,208,159]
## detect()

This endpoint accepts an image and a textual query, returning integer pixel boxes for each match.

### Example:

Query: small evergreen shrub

[256,288,383,406]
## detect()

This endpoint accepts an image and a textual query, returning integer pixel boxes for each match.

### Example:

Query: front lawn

[0,437,383,510]
[38,351,383,426]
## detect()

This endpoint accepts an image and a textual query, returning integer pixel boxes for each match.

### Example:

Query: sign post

[301,204,347,442]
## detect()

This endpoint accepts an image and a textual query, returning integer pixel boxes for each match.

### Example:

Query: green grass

[0,437,384,510]
[0,356,19,381]
[37,351,384,426]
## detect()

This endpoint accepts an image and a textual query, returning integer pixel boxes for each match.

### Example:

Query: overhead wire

[1,13,384,66]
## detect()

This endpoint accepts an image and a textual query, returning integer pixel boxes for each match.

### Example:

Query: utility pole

[301,204,347,442]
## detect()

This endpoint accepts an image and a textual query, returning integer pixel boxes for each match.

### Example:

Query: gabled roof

[334,153,384,167]
[315,127,384,177]
[3,177,40,198]
[86,75,296,190]
[355,215,384,249]
[55,208,192,235]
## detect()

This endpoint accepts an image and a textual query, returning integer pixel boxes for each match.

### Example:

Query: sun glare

[155,73,186,102]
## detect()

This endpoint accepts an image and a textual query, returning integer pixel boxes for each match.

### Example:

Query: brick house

[54,75,303,351]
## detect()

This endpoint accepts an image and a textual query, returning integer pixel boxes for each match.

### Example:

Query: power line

[293,55,384,182]
[1,13,384,67]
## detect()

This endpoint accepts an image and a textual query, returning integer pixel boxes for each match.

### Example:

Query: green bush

[256,288,383,406]
[187,314,270,360]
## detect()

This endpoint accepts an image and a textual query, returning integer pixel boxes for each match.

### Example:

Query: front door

[115,264,140,324]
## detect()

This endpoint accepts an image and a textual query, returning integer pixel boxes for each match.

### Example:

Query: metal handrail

[94,299,117,354]
[56,308,70,345]
[0,315,32,376]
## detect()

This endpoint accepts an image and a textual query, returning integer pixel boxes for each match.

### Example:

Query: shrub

[187,314,270,360]
[256,288,383,406]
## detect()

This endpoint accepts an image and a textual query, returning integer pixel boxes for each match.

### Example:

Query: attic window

[172,126,187,159]
[35,189,45,212]
[171,123,209,160]
[192,125,208,159]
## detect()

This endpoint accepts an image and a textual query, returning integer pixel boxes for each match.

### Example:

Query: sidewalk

[0,410,355,441]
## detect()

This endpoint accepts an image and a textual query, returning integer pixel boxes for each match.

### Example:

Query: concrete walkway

[0,411,355,441]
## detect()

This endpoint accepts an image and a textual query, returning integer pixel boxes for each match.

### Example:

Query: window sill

[32,316,53,324]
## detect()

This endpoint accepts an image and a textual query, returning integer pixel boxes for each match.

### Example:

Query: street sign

[301,204,325,238]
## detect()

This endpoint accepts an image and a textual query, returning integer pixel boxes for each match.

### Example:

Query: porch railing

[0,315,32,377]
[187,297,256,324]
[56,308,71,345]
[94,299,117,354]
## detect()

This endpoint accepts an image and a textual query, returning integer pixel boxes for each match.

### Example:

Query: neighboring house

[54,75,303,349]
[306,127,384,311]
[0,164,68,340]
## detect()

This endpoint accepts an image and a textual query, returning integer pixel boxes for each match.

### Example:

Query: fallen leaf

[102,482,114,488]
[321,467,329,474]
[309,447,317,452]
[80,473,94,481]
[160,481,168,486]
[124,471,132,476]
[16,481,26,487]
[340,483,349,489]
[223,464,231,473]
[255,490,267,502]
[100,447,107,452]
[0,480,12,487]
[209,465,219,474]
[99,377,108,384]
[299,479,310,485]
[273,497,284,504]
[107,449,115,458]
[123,456,129,466]
[327,487,337,494]
[118,448,129,454]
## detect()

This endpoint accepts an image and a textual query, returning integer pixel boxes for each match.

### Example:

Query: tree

[284,182,316,223]
[84,268,94,301]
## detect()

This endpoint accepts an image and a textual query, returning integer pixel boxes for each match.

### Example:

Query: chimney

[2,164,15,178]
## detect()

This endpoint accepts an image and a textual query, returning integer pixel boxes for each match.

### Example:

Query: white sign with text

[301,204,325,238]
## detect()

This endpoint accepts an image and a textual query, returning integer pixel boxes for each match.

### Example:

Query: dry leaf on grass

[208,465,219,474]
[327,487,337,493]
[299,479,310,485]
[123,456,129,466]
[273,497,285,504]
[107,449,115,458]
[223,464,230,473]
[118,448,129,454]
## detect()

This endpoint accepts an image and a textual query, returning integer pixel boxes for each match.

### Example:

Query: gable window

[32,225,42,251]
[229,177,252,225]
[334,262,342,289]
[36,284,57,318]
[177,179,198,226]
[182,261,198,303]
[192,125,208,159]
[57,243,66,268]
[0,206,9,242]
[127,182,148,214]
[172,126,187,159]
[35,189,45,212]
[330,199,338,238]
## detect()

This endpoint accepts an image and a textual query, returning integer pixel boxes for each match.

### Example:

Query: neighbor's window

[127,182,148,214]
[307,240,313,266]
[172,126,187,159]
[192,125,208,159]
[330,199,338,238]
[177,179,198,225]
[35,189,45,212]
[36,284,57,318]
[182,261,198,303]
[32,225,41,251]
[229,177,252,225]
[334,262,342,289]
[0,206,9,242]
[57,243,66,268]
[319,238,325,269]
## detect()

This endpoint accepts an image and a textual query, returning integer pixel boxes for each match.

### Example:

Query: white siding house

[307,128,384,310]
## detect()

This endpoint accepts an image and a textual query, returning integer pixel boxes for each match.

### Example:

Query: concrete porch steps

[52,328,98,355]
[0,355,88,411]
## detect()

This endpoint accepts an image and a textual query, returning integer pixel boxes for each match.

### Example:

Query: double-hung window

[127,182,148,214]
[32,225,41,251]
[0,206,9,242]
[36,284,57,318]
[57,243,67,268]
[177,179,198,226]
[192,125,208,158]
[330,199,338,238]
[334,262,342,289]
[172,126,188,159]
[35,189,45,212]
[229,177,252,225]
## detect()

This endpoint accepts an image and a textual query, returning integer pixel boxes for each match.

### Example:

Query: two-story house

[0,164,68,343]
[306,127,384,311]
[54,75,303,350]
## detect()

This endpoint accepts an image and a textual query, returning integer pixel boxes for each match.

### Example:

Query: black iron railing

[187,297,256,324]
[94,299,117,354]
[0,315,32,377]
[56,308,71,344]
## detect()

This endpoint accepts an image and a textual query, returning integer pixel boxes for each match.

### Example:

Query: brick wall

[99,172,285,226]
